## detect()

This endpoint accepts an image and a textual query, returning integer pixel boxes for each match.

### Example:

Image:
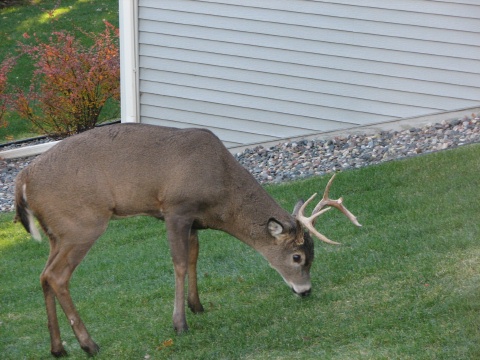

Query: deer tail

[14,181,42,242]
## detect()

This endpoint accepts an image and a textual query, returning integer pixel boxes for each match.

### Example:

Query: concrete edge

[0,140,60,159]
[0,120,121,160]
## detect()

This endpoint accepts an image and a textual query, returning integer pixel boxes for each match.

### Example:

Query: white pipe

[119,0,139,123]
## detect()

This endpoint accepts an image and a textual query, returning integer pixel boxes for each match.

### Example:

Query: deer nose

[293,287,311,297]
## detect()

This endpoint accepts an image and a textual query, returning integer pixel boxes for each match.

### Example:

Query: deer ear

[268,219,284,238]
[268,218,304,245]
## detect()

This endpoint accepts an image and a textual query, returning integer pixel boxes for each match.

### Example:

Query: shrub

[14,21,120,138]
[0,56,16,128]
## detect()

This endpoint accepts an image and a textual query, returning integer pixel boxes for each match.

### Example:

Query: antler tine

[295,173,362,246]
[312,173,337,215]
[312,174,362,228]
[296,193,340,245]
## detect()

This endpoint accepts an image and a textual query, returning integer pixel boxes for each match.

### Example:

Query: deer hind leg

[41,223,107,357]
[187,229,204,314]
[41,244,67,357]
[165,215,193,333]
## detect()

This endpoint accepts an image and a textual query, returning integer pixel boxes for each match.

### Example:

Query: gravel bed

[1,116,479,213]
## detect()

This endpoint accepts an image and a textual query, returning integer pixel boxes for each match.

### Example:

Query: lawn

[1,144,479,359]
[0,0,120,141]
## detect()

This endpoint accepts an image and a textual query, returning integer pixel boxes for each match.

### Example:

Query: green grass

[0,0,120,142]
[1,144,480,359]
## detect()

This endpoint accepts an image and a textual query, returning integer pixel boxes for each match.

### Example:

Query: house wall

[136,0,480,148]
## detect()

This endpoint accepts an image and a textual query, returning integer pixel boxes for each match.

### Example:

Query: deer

[14,123,361,357]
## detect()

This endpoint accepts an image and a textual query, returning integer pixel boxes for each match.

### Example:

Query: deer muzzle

[293,287,312,297]
[288,281,312,297]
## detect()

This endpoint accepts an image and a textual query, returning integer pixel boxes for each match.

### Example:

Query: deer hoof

[188,301,205,314]
[81,341,100,356]
[51,348,68,357]
[174,323,189,334]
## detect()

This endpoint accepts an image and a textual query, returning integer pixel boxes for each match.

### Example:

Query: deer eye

[293,254,302,263]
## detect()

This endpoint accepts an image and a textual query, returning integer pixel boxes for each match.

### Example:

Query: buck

[14,123,361,357]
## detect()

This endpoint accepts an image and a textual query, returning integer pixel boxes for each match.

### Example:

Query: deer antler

[296,173,362,245]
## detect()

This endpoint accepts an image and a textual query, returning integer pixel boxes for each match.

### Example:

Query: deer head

[260,173,362,297]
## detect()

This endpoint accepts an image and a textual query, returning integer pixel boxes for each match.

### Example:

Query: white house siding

[137,0,480,148]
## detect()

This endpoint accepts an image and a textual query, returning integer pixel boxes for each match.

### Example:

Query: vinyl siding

[137,0,480,148]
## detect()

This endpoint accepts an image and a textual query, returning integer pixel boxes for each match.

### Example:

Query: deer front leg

[187,230,204,314]
[166,215,193,333]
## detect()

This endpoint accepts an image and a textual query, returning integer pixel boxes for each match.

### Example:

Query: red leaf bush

[14,21,120,137]
[0,56,16,128]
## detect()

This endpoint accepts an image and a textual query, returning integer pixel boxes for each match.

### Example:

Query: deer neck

[218,174,293,249]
